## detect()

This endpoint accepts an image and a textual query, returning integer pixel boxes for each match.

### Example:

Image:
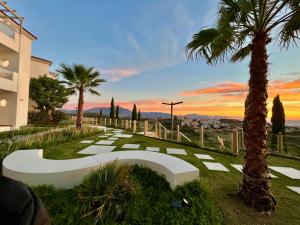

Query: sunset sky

[11,0,300,120]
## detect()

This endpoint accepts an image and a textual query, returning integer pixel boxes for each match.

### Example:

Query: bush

[77,161,136,223]
[33,166,223,225]
[28,110,67,125]
[52,110,68,123]
[0,127,101,167]
[0,127,50,140]
[28,110,49,124]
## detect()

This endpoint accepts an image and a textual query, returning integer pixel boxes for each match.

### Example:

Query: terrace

[1,122,299,225]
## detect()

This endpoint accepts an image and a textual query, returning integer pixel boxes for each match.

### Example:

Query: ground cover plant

[0,127,102,171]
[0,126,51,139]
[77,161,136,223]
[34,165,223,225]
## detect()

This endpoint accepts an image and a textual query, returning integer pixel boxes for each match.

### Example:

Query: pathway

[77,128,300,196]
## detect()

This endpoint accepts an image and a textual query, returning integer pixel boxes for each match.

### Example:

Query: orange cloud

[180,82,248,96]
[271,79,300,89]
[178,79,300,120]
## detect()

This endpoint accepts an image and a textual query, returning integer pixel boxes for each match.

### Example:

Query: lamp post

[162,101,183,138]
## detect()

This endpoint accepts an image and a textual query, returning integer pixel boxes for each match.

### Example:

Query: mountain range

[62,107,221,119]
[62,107,300,127]
[63,107,171,119]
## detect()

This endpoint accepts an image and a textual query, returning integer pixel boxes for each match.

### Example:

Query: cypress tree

[110,97,115,119]
[99,109,102,118]
[271,95,286,151]
[137,109,141,121]
[132,104,137,121]
[271,95,285,135]
[116,105,120,120]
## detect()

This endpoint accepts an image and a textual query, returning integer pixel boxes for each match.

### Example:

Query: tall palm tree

[57,64,106,129]
[186,0,299,213]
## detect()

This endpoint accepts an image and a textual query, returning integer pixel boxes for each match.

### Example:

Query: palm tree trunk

[239,33,276,213]
[76,88,84,129]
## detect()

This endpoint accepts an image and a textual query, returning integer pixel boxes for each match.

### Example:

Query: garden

[2,126,299,225]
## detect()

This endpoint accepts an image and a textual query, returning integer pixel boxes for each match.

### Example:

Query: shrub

[28,110,49,124]
[52,110,68,123]
[0,127,101,167]
[28,110,68,125]
[77,161,136,223]
[34,166,223,225]
[0,126,53,140]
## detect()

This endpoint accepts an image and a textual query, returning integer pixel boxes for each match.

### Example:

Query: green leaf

[230,44,252,62]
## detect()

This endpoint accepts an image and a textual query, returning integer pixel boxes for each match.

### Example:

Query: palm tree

[57,64,106,129]
[186,0,299,213]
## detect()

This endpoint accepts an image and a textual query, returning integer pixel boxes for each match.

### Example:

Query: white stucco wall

[30,59,51,79]
[0,25,34,128]
[15,35,32,127]
[0,90,17,126]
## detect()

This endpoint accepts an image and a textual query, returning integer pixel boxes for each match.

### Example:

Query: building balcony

[0,20,20,52]
[0,67,18,92]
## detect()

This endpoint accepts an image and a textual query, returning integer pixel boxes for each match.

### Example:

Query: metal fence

[75,116,300,158]
[267,133,300,157]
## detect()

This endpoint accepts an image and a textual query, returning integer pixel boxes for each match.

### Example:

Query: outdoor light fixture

[162,101,183,137]
[0,59,9,67]
[0,98,8,107]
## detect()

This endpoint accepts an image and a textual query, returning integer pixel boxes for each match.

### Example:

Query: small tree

[29,75,69,121]
[57,64,105,129]
[271,95,285,135]
[110,97,115,119]
[116,105,120,120]
[132,104,137,121]
[137,109,141,121]
[99,109,102,119]
[271,95,286,151]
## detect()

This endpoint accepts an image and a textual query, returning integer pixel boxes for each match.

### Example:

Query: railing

[0,67,14,80]
[71,116,300,158]
[0,69,18,92]
[267,133,300,158]
[0,21,15,39]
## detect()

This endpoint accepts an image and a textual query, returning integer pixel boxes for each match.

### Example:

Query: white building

[0,2,56,131]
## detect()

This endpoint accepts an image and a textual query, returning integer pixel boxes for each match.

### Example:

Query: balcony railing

[0,66,14,80]
[0,67,18,92]
[0,21,15,39]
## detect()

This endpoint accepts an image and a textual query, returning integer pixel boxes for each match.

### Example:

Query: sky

[10,0,300,120]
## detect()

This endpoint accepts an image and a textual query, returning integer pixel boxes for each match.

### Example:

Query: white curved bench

[2,150,199,189]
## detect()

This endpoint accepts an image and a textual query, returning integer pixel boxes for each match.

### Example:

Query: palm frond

[279,11,300,47]
[186,28,220,60]
[57,63,105,96]
[230,44,252,62]
[88,89,101,96]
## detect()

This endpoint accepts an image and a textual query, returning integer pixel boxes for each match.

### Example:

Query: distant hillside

[182,114,224,120]
[141,112,170,118]
[85,107,132,117]
[63,107,230,120]
[63,107,171,118]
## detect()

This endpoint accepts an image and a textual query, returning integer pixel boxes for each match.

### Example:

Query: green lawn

[43,130,300,225]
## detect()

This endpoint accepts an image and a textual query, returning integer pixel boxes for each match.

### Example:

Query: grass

[42,129,300,225]
[0,127,102,169]
[0,126,51,139]
[33,166,223,225]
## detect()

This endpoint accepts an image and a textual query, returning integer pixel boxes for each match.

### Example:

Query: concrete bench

[3,150,199,189]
